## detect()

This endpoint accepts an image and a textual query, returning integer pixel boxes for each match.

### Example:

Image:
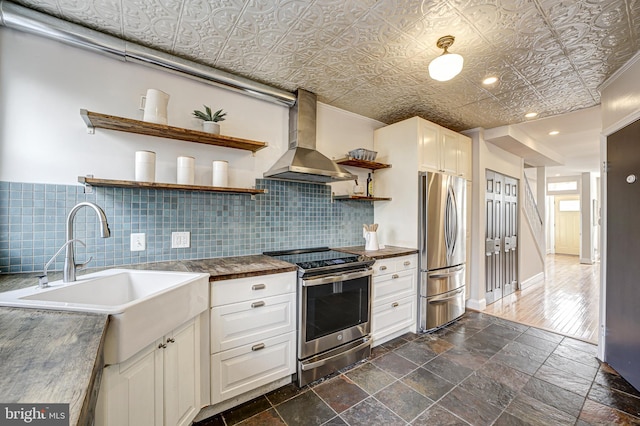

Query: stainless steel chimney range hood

[263,89,356,184]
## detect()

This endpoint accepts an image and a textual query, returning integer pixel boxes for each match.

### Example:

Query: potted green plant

[193,105,227,134]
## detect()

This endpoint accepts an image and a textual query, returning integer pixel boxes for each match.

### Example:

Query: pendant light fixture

[428,35,464,82]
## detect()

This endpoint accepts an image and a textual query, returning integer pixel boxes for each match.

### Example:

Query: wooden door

[554,195,580,255]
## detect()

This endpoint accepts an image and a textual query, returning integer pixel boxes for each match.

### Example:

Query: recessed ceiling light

[549,130,560,136]
[482,77,498,85]
[525,112,538,118]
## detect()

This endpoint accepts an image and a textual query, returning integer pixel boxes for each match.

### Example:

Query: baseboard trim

[466,298,487,311]
[520,272,544,290]
[580,257,594,265]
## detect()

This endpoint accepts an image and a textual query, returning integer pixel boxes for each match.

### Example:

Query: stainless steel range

[264,247,374,387]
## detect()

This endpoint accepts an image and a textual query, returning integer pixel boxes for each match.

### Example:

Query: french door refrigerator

[418,171,466,331]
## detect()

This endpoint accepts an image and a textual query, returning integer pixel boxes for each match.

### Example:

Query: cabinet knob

[251,301,265,308]
[403,261,411,266]
[392,302,399,308]
[252,284,266,290]
[158,343,167,349]
[392,274,399,279]
[380,266,387,271]
[166,338,175,344]
[252,343,266,351]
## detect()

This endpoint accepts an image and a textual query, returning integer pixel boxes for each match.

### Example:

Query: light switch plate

[130,233,146,251]
[171,231,190,248]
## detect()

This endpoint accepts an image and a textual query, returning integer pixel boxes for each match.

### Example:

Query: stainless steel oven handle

[300,339,371,371]
[302,269,372,287]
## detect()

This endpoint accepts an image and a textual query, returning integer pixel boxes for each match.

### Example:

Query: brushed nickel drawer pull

[252,343,265,351]
[392,302,399,308]
[166,338,175,344]
[251,301,265,308]
[380,265,387,271]
[252,284,266,290]
[403,261,411,266]
[392,274,399,279]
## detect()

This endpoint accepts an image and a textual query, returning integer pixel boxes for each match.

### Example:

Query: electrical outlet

[171,231,190,248]
[130,233,146,251]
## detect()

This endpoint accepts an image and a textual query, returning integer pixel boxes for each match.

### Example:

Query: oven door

[299,269,372,360]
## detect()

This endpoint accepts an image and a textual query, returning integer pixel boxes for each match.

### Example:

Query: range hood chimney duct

[263,89,356,184]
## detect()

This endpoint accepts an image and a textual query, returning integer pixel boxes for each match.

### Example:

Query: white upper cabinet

[378,116,471,180]
[418,121,472,179]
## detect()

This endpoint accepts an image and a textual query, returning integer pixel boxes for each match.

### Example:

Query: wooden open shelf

[80,109,267,153]
[333,195,391,201]
[335,157,391,171]
[78,176,266,196]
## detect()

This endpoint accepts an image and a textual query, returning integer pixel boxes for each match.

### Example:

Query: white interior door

[554,195,581,255]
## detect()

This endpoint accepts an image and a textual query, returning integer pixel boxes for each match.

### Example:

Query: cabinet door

[373,269,416,306]
[95,342,162,426]
[211,293,295,352]
[372,296,416,345]
[441,129,459,175]
[211,331,296,403]
[164,318,201,426]
[457,135,472,180]
[419,120,440,172]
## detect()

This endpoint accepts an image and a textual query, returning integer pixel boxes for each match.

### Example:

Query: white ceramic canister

[212,160,228,187]
[135,150,156,182]
[177,156,195,185]
[139,89,169,125]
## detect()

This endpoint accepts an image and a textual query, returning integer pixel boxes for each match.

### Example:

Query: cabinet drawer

[211,331,296,403]
[210,293,295,353]
[372,255,417,277]
[373,269,416,306]
[395,255,417,272]
[372,258,395,277]
[211,272,296,307]
[372,296,416,343]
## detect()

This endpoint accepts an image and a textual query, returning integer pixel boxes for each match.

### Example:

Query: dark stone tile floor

[195,311,640,425]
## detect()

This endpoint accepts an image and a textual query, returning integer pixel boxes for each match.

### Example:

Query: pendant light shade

[428,35,464,82]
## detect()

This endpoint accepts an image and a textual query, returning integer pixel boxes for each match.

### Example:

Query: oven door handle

[302,269,372,287]
[300,338,371,371]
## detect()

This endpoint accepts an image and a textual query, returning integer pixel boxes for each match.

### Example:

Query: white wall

[464,128,542,310]
[0,27,383,189]
[601,51,640,134]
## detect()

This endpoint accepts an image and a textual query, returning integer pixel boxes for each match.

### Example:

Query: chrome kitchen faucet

[63,202,111,283]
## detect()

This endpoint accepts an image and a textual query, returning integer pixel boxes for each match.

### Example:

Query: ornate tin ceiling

[10,0,640,131]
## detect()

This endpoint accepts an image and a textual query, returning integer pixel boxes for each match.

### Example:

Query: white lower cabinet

[371,254,418,346]
[210,271,296,405]
[96,318,201,426]
[211,331,296,402]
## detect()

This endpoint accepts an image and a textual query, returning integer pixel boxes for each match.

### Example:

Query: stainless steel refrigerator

[418,171,466,332]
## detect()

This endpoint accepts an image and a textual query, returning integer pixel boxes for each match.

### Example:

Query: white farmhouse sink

[0,269,210,364]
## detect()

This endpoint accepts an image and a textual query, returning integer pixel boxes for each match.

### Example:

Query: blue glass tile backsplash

[0,179,373,273]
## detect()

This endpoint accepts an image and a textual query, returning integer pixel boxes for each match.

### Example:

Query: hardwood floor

[482,254,600,343]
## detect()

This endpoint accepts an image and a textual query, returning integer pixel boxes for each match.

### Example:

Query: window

[548,181,578,192]
[558,199,580,212]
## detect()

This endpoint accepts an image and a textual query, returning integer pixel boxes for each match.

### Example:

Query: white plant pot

[203,121,220,134]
